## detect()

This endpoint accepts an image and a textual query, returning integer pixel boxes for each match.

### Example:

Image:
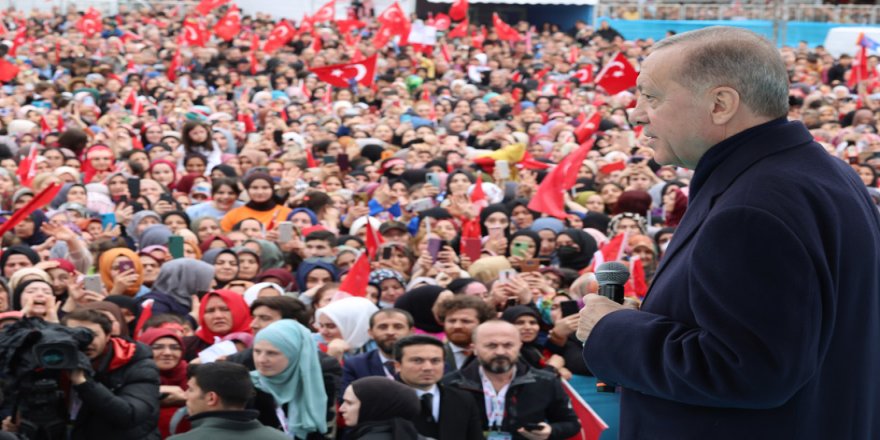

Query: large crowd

[0,2,874,440]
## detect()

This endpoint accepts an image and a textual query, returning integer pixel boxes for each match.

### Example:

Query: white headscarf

[243,282,285,306]
[314,297,379,348]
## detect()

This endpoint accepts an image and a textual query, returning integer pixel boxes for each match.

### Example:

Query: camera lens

[40,348,66,367]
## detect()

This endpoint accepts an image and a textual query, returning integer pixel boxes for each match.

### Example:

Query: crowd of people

[598,3,880,23]
[0,1,873,440]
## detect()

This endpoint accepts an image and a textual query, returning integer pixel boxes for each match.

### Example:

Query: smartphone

[337,153,350,172]
[168,235,185,259]
[354,193,370,205]
[159,193,174,204]
[101,212,117,229]
[522,423,543,431]
[560,300,580,317]
[521,259,540,273]
[426,172,441,187]
[428,238,443,262]
[407,197,434,213]
[322,155,336,165]
[278,222,294,243]
[499,269,516,282]
[128,177,140,200]
[512,241,529,258]
[83,274,103,293]
[116,260,135,274]
[381,246,393,260]
[495,160,510,179]
[461,237,481,263]
[505,297,517,308]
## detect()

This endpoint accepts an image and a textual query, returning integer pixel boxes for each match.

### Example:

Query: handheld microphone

[595,261,630,305]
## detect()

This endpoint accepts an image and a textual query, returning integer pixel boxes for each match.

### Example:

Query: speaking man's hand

[576,294,628,343]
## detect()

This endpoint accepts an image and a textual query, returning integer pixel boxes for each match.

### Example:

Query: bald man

[442,320,580,440]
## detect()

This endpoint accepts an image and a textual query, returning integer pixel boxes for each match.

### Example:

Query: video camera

[0,318,94,440]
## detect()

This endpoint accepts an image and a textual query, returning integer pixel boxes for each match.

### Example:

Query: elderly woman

[182,289,253,361]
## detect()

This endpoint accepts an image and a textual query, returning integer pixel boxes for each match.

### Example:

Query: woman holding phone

[99,248,145,297]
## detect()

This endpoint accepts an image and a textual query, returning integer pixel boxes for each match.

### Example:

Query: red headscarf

[148,159,178,190]
[81,145,115,184]
[194,290,252,344]
[138,327,188,388]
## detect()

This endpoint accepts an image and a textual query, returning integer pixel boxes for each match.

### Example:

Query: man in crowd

[62,308,161,439]
[169,362,288,439]
[340,308,414,393]
[437,296,496,371]
[443,320,581,440]
[394,335,483,440]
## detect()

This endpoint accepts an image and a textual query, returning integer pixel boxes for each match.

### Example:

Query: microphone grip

[598,284,625,304]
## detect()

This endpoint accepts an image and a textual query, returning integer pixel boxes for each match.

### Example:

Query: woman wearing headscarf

[202,249,239,289]
[313,297,378,360]
[138,327,191,438]
[245,239,284,271]
[139,258,215,318]
[295,261,339,299]
[129,210,162,245]
[99,248,145,297]
[480,203,511,256]
[182,289,252,362]
[501,305,572,377]
[340,377,420,440]
[0,245,40,280]
[393,285,448,336]
[220,173,292,232]
[555,228,598,272]
[235,247,261,281]
[14,211,49,245]
[254,269,297,293]
[251,319,328,439]
[367,269,406,309]
[507,229,542,267]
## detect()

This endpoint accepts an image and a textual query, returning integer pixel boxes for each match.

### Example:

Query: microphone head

[595,261,630,286]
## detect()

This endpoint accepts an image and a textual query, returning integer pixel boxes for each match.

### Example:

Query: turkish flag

[0,183,61,237]
[338,252,369,297]
[298,14,314,36]
[449,0,468,21]
[595,52,638,95]
[263,20,296,54]
[336,18,366,35]
[0,58,19,83]
[572,66,593,84]
[562,380,608,440]
[364,219,384,260]
[447,19,468,38]
[574,112,601,143]
[528,139,594,219]
[195,0,229,15]
[432,13,451,31]
[168,42,182,81]
[492,13,521,41]
[309,53,377,88]
[214,5,241,41]
[16,146,40,188]
[470,173,486,205]
[377,2,408,27]
[183,19,209,47]
[373,25,395,49]
[76,8,102,38]
[313,0,336,22]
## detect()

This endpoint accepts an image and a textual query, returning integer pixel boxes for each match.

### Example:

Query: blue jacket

[584,119,880,439]
[340,349,387,397]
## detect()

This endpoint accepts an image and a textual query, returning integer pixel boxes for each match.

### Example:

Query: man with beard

[442,321,580,440]
[340,308,413,395]
[436,295,495,371]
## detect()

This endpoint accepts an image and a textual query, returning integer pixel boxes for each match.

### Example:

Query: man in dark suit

[578,27,880,439]
[339,308,413,395]
[435,295,495,372]
[394,335,483,440]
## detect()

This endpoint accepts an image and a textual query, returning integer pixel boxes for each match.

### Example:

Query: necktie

[421,393,435,423]
[383,360,396,376]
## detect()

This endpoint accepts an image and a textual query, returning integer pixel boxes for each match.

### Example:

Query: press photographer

[0,306,160,439]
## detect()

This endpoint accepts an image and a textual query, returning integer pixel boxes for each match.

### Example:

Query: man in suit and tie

[340,308,413,394]
[436,295,495,372]
[394,335,483,440]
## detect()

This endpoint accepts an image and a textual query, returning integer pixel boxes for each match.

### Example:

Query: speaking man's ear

[709,86,740,126]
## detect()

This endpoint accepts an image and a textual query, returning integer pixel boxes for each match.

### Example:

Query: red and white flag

[337,252,369,297]
[313,0,336,23]
[195,0,229,15]
[249,33,259,75]
[377,2,408,27]
[574,112,601,143]
[492,13,521,41]
[76,7,101,38]
[595,52,638,95]
[263,20,296,53]
[183,19,210,47]
[309,53,377,88]
[562,380,608,440]
[16,145,39,188]
[432,13,451,31]
[447,19,468,39]
[572,66,594,84]
[214,5,241,41]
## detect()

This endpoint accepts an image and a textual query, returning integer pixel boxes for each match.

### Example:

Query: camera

[0,318,94,440]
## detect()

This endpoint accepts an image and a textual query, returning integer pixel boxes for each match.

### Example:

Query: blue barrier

[598,18,868,47]
[569,375,621,440]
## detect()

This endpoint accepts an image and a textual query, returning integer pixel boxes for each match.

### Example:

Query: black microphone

[595,261,629,305]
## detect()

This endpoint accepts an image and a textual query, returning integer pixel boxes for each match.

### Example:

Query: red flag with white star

[214,5,241,42]
[309,54,377,88]
[595,52,638,95]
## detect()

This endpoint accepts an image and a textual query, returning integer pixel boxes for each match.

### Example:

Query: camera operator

[1,309,160,439]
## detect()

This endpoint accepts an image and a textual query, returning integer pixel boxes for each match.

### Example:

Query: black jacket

[442,360,580,440]
[71,340,161,440]
[410,383,483,440]
[351,419,424,440]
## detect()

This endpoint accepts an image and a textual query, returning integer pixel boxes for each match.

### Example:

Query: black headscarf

[393,285,445,333]
[556,228,598,271]
[19,211,49,246]
[243,172,277,211]
[0,245,39,279]
[479,203,511,236]
[351,377,420,440]
[508,229,542,257]
[211,164,238,178]
[12,279,53,311]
